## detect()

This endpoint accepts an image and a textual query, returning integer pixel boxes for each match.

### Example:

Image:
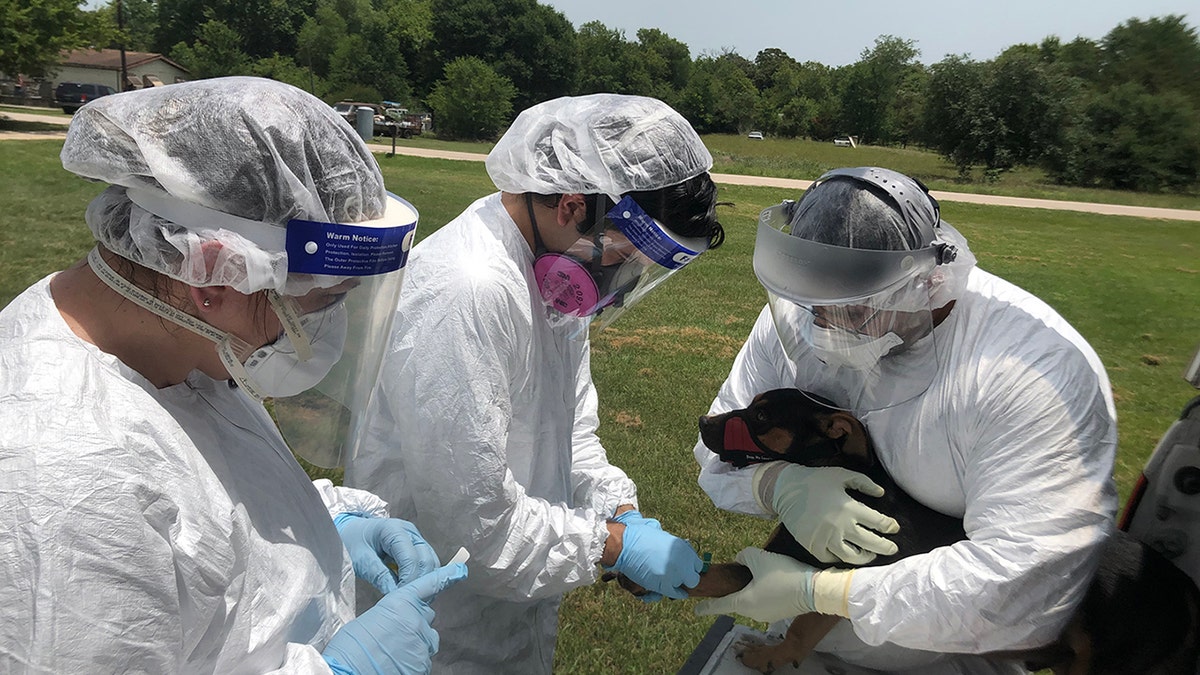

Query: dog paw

[600,571,649,598]
[735,639,784,673]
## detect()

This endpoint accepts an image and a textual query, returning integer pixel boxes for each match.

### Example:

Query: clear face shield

[754,200,944,412]
[92,188,419,469]
[530,195,708,336]
[268,194,418,468]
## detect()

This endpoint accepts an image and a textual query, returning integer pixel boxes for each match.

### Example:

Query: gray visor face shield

[753,199,944,412]
[753,201,940,305]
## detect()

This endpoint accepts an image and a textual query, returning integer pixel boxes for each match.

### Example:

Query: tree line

[5,0,1199,192]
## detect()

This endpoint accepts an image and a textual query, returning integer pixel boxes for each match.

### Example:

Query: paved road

[5,109,1198,222]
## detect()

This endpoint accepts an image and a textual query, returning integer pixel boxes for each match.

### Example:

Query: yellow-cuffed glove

[754,462,900,565]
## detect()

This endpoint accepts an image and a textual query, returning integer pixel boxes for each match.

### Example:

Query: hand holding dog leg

[755,462,900,565]
[606,510,703,601]
[334,513,441,594]
[695,547,820,622]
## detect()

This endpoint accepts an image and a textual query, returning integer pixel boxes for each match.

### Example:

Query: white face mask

[242,301,348,398]
[803,322,905,371]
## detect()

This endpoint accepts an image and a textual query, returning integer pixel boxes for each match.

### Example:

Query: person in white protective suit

[692,167,1118,674]
[343,94,727,674]
[0,77,467,674]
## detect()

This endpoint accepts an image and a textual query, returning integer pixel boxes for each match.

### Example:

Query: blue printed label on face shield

[286,219,416,276]
[607,196,703,270]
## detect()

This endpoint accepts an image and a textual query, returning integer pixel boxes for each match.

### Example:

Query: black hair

[530,173,726,250]
[627,173,725,250]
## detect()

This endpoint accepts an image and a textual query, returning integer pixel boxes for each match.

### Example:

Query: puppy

[681,388,1200,674]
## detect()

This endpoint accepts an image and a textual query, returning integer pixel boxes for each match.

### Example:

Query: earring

[202,299,212,307]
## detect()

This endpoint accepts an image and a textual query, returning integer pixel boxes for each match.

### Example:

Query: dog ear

[820,412,857,440]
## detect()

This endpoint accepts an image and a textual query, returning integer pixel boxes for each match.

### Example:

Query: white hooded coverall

[0,276,389,674]
[345,193,639,674]
[695,268,1118,674]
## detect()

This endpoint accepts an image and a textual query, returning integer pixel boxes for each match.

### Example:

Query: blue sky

[543,0,1198,66]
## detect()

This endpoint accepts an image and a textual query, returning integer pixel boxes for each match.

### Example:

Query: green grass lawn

[3,139,1199,673]
[6,103,1199,209]
[0,104,68,117]
[703,134,1200,210]
[358,130,1200,211]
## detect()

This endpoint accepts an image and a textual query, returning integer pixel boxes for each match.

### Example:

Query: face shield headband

[119,188,419,468]
[526,193,708,333]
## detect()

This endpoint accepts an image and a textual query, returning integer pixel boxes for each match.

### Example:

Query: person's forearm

[601,520,625,567]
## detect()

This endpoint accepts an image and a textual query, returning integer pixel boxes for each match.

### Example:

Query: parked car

[747,130,764,140]
[333,101,392,137]
[54,82,117,114]
[383,107,423,138]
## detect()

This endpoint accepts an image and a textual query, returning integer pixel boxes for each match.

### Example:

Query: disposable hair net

[790,168,975,308]
[485,93,712,197]
[60,76,387,295]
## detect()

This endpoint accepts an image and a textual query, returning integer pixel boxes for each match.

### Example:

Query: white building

[53,49,190,92]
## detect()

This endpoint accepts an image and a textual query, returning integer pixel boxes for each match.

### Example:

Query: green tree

[427,55,516,140]
[1045,83,1200,191]
[636,28,690,94]
[1100,15,1200,108]
[1,0,97,77]
[980,46,1059,167]
[295,2,346,84]
[293,0,427,104]
[923,49,1078,177]
[923,54,988,174]
[376,0,432,101]
[426,0,575,112]
[753,58,837,139]
[327,16,412,102]
[751,47,796,91]
[891,66,927,148]
[574,21,650,95]
[678,52,759,134]
[839,35,921,144]
[751,48,824,138]
[92,0,158,52]
[250,53,327,97]
[1039,36,1103,82]
[156,0,316,59]
[169,19,249,78]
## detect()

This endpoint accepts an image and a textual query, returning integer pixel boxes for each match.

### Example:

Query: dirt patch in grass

[594,326,743,359]
[612,412,643,428]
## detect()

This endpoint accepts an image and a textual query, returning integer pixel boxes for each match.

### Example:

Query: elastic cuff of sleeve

[313,479,391,520]
[611,509,643,525]
[751,462,787,513]
[813,569,855,617]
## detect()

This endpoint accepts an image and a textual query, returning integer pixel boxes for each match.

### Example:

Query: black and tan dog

[612,388,1200,674]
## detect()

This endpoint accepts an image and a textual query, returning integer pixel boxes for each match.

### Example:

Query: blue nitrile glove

[334,513,440,594]
[610,510,703,601]
[323,561,468,675]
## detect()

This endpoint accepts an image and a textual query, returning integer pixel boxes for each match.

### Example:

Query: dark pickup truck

[55,82,117,114]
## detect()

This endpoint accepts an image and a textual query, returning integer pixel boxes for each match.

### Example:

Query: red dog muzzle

[717,416,778,468]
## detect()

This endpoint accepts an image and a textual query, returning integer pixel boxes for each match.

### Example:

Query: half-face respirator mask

[525,193,708,333]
